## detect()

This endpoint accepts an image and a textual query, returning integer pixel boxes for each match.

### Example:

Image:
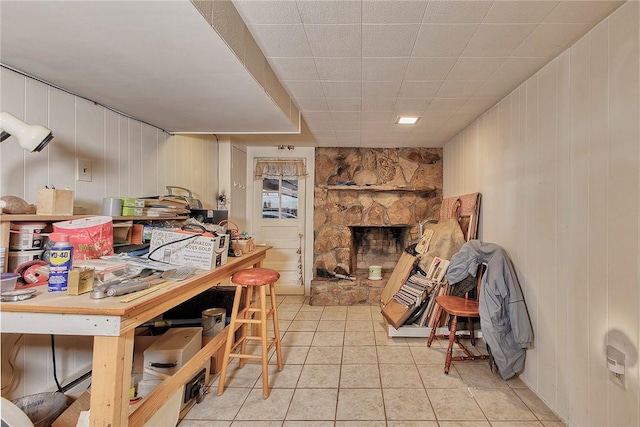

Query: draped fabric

[254,159,308,180]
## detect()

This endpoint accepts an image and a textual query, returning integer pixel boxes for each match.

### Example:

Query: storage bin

[8,249,45,273]
[9,222,47,250]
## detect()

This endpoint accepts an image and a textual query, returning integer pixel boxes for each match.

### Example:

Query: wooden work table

[0,246,271,426]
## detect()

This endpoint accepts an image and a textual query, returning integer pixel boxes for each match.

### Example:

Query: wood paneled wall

[0,67,219,212]
[0,67,220,398]
[443,3,639,425]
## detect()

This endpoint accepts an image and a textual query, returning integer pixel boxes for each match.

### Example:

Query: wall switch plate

[77,158,92,182]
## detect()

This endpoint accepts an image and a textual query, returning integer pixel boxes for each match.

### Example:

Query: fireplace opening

[350,226,411,275]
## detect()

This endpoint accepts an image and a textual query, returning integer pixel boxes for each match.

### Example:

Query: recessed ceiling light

[396,116,420,125]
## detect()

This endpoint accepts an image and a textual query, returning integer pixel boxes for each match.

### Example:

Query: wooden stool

[217,267,283,398]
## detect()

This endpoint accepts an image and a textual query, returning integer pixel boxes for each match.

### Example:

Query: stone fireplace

[311,147,443,305]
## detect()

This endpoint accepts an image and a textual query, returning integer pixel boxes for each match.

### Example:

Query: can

[48,232,73,292]
[202,308,226,337]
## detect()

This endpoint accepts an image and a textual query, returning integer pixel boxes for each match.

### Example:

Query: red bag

[53,216,114,260]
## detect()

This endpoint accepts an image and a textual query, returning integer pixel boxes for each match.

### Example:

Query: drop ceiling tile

[295,97,329,111]
[363,24,421,57]
[513,23,591,57]
[435,80,483,98]
[475,80,519,98]
[362,57,410,82]
[268,57,319,80]
[233,1,301,24]
[335,130,361,142]
[297,0,361,24]
[363,1,429,24]
[327,98,362,112]
[333,121,361,131]
[362,98,396,112]
[447,57,505,81]
[307,120,335,131]
[303,111,333,122]
[461,24,537,57]
[399,81,442,98]
[315,58,362,80]
[483,1,559,24]
[331,111,361,122]
[488,57,551,83]
[543,1,624,24]
[282,80,325,98]
[361,130,387,141]
[362,121,391,132]
[412,24,478,57]
[394,98,430,114]
[248,24,312,57]
[427,98,468,112]
[362,81,402,98]
[423,1,494,23]
[458,96,501,114]
[404,57,457,80]
[305,24,361,57]
[322,81,362,98]
[362,111,394,122]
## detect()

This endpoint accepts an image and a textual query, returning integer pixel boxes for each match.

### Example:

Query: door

[253,170,305,295]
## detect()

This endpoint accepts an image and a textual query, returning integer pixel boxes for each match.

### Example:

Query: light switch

[77,158,92,182]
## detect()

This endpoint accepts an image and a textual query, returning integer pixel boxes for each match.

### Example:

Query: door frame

[246,146,315,296]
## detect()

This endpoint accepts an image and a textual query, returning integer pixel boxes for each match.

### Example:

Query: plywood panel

[141,124,159,197]
[1,69,26,197]
[588,18,612,427]
[567,33,591,427]
[128,120,143,197]
[104,110,120,198]
[24,79,50,202]
[75,98,105,212]
[118,117,131,196]
[607,2,640,425]
[48,88,76,195]
[536,60,558,405]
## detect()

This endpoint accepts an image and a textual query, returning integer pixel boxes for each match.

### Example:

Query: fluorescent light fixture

[0,112,54,152]
[396,116,420,125]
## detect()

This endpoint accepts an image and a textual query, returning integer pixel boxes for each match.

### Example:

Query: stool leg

[269,282,283,371]
[239,285,253,369]
[217,284,244,395]
[258,285,270,398]
[444,315,459,374]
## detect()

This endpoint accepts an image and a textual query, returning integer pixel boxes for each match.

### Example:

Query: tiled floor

[180,296,564,427]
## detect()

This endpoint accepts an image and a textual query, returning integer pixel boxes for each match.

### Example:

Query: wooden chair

[426,264,488,374]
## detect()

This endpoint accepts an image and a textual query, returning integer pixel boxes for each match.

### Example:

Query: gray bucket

[202,308,226,337]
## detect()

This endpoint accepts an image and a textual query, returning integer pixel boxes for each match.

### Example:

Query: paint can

[202,308,226,337]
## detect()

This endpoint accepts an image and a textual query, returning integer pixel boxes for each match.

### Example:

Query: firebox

[350,226,411,273]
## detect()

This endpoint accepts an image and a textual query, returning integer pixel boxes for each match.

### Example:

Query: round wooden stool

[217,267,283,398]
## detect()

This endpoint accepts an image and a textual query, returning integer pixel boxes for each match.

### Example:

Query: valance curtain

[254,159,308,180]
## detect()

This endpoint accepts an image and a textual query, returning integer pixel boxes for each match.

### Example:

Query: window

[262,178,298,219]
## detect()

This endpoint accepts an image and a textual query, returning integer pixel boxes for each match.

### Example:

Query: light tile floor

[180,296,565,427]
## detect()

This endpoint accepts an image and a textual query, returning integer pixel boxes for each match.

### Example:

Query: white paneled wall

[443,2,639,426]
[0,67,220,398]
[0,67,219,211]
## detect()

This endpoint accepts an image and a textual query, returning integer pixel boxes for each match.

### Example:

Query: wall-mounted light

[0,112,54,152]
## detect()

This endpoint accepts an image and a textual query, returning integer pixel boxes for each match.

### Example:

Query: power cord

[146,225,206,263]
[50,335,64,393]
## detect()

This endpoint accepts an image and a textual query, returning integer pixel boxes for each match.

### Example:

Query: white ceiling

[0,1,625,148]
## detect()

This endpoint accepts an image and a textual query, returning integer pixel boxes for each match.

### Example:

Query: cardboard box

[37,188,74,215]
[67,267,95,295]
[52,390,90,427]
[121,207,143,216]
[214,233,229,267]
[122,197,144,208]
[149,229,219,270]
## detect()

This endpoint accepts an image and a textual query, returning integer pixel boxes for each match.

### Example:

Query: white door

[253,171,305,295]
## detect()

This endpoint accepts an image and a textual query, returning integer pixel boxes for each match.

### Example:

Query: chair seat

[435,295,480,317]
[232,268,280,286]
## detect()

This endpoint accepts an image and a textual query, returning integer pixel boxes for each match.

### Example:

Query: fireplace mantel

[319,185,437,192]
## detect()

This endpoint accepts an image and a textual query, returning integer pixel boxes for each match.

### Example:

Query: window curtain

[253,159,308,180]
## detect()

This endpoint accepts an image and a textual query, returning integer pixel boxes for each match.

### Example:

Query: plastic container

[12,392,68,427]
[1,273,19,293]
[48,232,73,292]
[9,222,47,250]
[8,249,45,273]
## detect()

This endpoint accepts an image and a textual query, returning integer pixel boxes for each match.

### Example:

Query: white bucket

[368,265,382,280]
[202,308,226,337]
[8,249,45,273]
[9,222,47,250]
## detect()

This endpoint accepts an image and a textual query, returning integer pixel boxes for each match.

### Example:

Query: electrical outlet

[610,371,626,390]
[77,158,92,182]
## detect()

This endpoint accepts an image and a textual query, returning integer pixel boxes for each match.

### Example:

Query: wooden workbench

[0,246,270,426]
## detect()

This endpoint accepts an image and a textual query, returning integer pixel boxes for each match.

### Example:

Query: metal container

[202,308,226,337]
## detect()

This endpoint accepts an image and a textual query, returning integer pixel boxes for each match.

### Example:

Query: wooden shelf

[319,185,434,192]
[0,214,188,222]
